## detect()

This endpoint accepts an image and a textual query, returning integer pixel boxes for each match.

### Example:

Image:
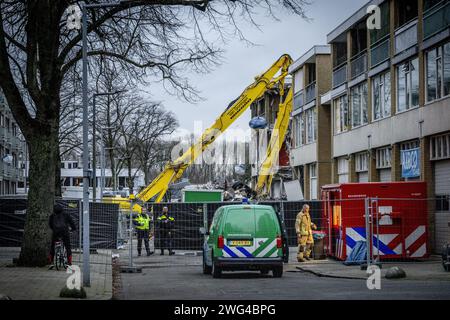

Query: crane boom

[255,86,293,197]
[134,54,294,205]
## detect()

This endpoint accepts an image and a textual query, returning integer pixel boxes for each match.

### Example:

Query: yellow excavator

[104,54,294,212]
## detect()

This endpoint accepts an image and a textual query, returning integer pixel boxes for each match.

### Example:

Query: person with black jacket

[48,203,76,266]
[156,207,175,255]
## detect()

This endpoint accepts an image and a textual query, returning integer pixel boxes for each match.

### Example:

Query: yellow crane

[105,54,294,212]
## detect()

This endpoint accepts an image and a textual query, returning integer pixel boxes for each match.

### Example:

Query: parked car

[201,204,284,278]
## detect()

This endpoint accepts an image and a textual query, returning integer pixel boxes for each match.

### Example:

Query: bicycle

[53,237,68,271]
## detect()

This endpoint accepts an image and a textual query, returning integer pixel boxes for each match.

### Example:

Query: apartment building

[250,83,292,199]
[0,90,25,195]
[59,152,145,199]
[289,45,333,200]
[320,0,450,251]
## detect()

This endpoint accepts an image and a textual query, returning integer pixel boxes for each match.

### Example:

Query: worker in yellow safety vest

[295,204,317,262]
[133,207,153,257]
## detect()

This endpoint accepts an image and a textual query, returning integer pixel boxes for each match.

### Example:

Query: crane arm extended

[135,54,293,204]
[255,86,293,197]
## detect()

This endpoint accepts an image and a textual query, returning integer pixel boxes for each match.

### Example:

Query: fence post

[120,200,142,273]
[79,199,82,254]
[128,201,134,268]
[203,203,208,231]
[364,197,372,268]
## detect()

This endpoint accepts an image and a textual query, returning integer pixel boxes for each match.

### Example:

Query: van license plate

[229,240,252,247]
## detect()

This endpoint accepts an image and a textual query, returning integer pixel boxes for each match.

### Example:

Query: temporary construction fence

[0,197,119,280]
[0,197,120,249]
[148,201,324,251]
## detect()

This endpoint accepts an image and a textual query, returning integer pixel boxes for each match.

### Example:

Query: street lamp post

[82,1,146,285]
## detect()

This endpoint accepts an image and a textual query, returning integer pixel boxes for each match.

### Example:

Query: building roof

[289,45,331,74]
[327,0,386,43]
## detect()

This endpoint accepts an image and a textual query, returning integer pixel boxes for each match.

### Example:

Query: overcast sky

[148,0,367,138]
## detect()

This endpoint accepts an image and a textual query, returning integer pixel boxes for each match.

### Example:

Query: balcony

[333,64,347,88]
[424,1,450,40]
[294,90,304,110]
[394,19,418,55]
[371,38,390,67]
[305,81,316,104]
[350,51,367,79]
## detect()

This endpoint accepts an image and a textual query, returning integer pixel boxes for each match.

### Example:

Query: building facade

[0,90,25,195]
[289,45,333,200]
[313,0,450,252]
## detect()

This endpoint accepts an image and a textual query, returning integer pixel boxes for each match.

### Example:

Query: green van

[202,204,284,278]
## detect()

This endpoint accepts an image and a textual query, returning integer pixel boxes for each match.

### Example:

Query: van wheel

[272,266,283,278]
[203,253,212,275]
[212,260,222,278]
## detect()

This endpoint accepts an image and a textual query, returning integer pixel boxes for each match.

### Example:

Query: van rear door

[222,207,256,258]
[252,208,281,258]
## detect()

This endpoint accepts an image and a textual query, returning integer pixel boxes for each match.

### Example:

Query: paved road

[118,265,450,300]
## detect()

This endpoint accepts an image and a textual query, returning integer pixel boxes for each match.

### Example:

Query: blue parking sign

[401,148,420,178]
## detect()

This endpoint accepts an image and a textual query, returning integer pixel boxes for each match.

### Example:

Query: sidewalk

[0,247,112,300]
[294,256,450,281]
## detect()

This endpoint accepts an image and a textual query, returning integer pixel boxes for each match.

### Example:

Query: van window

[210,208,222,234]
[255,209,279,233]
[224,208,255,234]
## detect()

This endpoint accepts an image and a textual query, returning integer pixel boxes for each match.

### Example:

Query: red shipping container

[321,182,428,261]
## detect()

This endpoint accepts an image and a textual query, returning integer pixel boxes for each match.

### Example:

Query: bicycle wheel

[62,245,68,269]
[54,248,61,271]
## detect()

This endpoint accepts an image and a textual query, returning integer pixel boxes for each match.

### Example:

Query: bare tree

[0,0,309,266]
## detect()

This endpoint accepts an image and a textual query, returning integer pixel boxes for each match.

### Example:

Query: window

[310,163,318,200]
[306,107,317,144]
[351,20,368,57]
[426,42,450,102]
[333,42,347,68]
[370,2,390,45]
[293,113,305,148]
[397,58,419,112]
[334,95,349,134]
[350,82,368,127]
[307,64,316,84]
[430,133,450,160]
[395,0,418,28]
[376,147,392,168]
[401,140,420,151]
[356,153,369,172]
[337,157,349,183]
[424,0,445,12]
[72,162,78,169]
[372,72,391,120]
[436,195,450,212]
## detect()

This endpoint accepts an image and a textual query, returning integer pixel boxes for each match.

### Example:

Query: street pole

[93,94,97,202]
[100,129,105,201]
[81,2,91,287]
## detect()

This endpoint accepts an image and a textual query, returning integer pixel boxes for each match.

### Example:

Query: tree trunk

[55,151,62,197]
[127,158,134,193]
[18,132,58,267]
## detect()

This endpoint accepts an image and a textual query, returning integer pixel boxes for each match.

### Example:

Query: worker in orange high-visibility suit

[295,204,317,262]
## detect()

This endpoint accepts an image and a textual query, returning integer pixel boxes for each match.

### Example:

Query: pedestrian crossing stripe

[222,238,279,258]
